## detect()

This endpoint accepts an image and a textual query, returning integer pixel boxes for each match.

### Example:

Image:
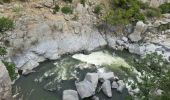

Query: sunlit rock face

[141,0,170,7]
[0,61,13,100]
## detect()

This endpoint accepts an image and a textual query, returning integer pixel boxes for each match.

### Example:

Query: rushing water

[12,49,137,100]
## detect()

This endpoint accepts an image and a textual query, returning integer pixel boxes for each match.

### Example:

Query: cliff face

[0,61,13,100]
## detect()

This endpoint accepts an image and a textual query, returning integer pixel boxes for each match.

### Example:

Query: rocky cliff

[0,61,13,100]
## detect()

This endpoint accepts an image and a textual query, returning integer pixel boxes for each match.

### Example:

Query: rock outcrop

[101,80,112,97]
[0,61,13,100]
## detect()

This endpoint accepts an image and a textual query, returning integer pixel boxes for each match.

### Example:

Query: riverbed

[12,48,137,100]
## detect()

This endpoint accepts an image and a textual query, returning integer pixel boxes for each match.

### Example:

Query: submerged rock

[91,96,99,100]
[102,80,112,97]
[63,90,79,100]
[75,80,95,99]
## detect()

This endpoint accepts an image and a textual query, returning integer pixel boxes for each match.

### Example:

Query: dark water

[12,50,135,100]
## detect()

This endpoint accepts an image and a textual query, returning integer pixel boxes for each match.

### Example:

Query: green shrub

[94,5,102,14]
[0,17,14,33]
[159,3,170,14]
[105,0,145,25]
[145,8,161,18]
[0,46,7,56]
[0,0,11,3]
[63,0,73,3]
[80,0,86,7]
[53,4,60,14]
[61,6,73,14]
[2,61,17,81]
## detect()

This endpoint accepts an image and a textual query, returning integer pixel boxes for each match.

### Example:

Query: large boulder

[0,61,13,100]
[63,90,79,100]
[101,80,112,97]
[84,73,98,90]
[75,80,95,99]
[129,21,147,42]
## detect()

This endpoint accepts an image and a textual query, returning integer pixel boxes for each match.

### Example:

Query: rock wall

[0,61,13,100]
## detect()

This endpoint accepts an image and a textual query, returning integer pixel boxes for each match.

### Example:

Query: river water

[12,49,137,100]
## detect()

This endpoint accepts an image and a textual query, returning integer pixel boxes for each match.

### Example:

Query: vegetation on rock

[0,17,14,33]
[53,4,60,14]
[61,6,73,14]
[94,5,102,15]
[80,0,86,7]
[2,61,17,81]
[159,3,170,14]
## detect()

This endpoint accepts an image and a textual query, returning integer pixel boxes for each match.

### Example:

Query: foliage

[53,4,60,14]
[0,0,11,3]
[63,0,73,3]
[132,52,170,100]
[0,17,14,33]
[2,61,17,81]
[105,0,145,25]
[159,3,170,14]
[145,8,161,18]
[94,5,102,14]
[80,0,86,7]
[0,46,7,56]
[61,6,73,14]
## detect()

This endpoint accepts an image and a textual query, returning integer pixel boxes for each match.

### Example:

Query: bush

[61,6,73,14]
[94,5,102,14]
[105,0,145,25]
[159,3,170,14]
[2,61,17,81]
[145,8,161,18]
[0,17,14,33]
[0,0,11,3]
[0,46,7,56]
[80,0,86,7]
[53,4,60,14]
[63,0,73,3]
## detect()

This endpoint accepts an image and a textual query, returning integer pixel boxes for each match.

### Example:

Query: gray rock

[117,80,126,93]
[84,73,98,90]
[129,21,147,42]
[75,80,95,99]
[102,80,112,97]
[63,90,79,100]
[112,81,119,89]
[98,72,115,82]
[0,61,13,100]
[92,96,99,100]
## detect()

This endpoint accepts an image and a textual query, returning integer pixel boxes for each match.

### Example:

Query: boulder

[91,96,99,100]
[112,81,119,89]
[102,80,112,97]
[75,80,95,99]
[129,21,147,42]
[0,61,13,100]
[98,72,115,82]
[117,80,126,93]
[63,90,79,100]
[84,73,98,90]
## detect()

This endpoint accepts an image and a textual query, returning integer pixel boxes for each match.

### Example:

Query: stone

[112,81,119,89]
[0,61,13,100]
[91,96,99,100]
[84,73,98,90]
[117,80,126,93]
[102,80,112,97]
[129,21,147,42]
[63,90,79,100]
[75,80,95,99]
[98,72,115,82]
